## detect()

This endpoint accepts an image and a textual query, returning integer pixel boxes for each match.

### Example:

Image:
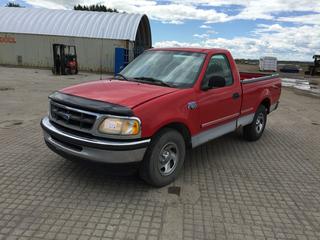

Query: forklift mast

[52,44,78,75]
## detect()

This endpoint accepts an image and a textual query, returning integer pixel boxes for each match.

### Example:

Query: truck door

[197,54,242,132]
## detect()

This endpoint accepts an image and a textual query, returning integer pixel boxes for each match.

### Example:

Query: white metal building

[0,7,152,72]
[259,56,277,72]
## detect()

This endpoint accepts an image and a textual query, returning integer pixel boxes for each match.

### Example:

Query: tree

[5,2,22,7]
[74,4,118,13]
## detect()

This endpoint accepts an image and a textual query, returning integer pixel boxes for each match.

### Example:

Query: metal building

[0,7,152,72]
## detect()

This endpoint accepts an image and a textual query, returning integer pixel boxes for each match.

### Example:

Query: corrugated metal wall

[0,33,130,72]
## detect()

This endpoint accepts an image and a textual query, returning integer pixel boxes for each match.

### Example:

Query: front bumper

[41,117,150,163]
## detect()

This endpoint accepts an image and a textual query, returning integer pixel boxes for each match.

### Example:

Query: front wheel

[243,105,267,141]
[139,128,186,187]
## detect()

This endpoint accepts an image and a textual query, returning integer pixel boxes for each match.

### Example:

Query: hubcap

[255,112,265,133]
[158,142,179,176]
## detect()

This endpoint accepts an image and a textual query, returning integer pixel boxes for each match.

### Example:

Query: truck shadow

[61,131,246,187]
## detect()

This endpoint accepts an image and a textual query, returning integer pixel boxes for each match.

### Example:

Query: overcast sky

[1,0,320,61]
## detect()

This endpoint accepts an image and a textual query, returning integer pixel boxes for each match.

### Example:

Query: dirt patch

[0,120,23,128]
[0,87,15,91]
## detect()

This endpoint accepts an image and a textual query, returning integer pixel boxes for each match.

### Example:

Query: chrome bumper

[41,117,150,163]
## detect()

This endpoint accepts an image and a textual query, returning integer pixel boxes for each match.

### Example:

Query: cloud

[254,24,284,33]
[25,0,68,9]
[25,0,230,24]
[24,0,320,25]
[154,41,201,48]
[193,34,209,39]
[200,25,211,29]
[206,30,217,34]
[155,23,320,61]
[277,14,320,25]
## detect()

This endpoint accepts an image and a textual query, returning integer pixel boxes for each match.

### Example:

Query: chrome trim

[49,101,142,140]
[51,100,101,118]
[192,120,237,148]
[192,112,255,148]
[44,131,147,164]
[201,113,239,128]
[241,74,279,84]
[42,117,150,147]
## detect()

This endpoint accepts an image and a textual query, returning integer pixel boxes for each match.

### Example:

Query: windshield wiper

[114,73,129,81]
[133,77,172,87]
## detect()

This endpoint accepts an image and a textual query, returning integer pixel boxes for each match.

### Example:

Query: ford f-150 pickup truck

[41,48,281,187]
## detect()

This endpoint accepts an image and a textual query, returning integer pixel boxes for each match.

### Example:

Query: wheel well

[158,122,192,148]
[260,98,271,113]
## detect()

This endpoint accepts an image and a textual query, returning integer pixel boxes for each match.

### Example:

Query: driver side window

[201,54,234,89]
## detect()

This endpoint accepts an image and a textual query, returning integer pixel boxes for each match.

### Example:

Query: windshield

[119,50,206,88]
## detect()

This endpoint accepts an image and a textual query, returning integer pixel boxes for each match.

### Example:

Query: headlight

[98,117,140,136]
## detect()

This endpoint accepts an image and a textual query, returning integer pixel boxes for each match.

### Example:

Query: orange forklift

[52,44,78,75]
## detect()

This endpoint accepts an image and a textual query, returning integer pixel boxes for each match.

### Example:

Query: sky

[1,0,320,61]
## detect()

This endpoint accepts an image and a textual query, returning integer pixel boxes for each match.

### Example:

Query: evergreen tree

[5,2,22,7]
[74,4,118,13]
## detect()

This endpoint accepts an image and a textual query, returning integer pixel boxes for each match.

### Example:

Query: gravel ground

[0,66,320,240]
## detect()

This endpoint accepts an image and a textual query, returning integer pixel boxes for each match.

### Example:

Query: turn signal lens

[122,119,140,135]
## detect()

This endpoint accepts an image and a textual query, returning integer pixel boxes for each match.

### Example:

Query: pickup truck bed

[240,72,281,128]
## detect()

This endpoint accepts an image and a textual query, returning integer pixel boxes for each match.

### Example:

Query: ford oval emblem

[61,112,71,121]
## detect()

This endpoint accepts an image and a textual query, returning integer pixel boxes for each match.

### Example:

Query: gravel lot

[0,66,320,240]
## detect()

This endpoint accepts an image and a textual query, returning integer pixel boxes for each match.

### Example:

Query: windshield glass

[119,50,206,88]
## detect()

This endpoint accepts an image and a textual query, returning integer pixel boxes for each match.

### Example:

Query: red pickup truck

[41,48,281,187]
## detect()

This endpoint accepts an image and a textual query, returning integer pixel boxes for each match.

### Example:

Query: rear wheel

[243,105,267,141]
[139,128,186,187]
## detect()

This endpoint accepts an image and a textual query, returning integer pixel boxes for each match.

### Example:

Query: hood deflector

[49,91,134,116]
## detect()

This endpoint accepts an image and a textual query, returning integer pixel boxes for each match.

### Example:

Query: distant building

[0,7,152,72]
[259,56,277,72]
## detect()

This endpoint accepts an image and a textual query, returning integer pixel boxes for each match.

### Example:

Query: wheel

[243,105,267,141]
[139,128,186,187]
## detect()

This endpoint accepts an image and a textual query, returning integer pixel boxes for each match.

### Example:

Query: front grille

[50,101,97,130]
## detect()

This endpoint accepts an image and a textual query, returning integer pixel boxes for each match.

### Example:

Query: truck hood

[61,79,178,109]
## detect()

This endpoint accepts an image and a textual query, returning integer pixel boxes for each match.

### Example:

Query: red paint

[60,48,281,139]
[62,80,178,109]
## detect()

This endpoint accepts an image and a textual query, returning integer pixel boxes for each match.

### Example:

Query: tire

[139,128,186,187]
[243,105,267,141]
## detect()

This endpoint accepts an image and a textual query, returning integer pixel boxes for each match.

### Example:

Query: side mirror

[208,75,226,88]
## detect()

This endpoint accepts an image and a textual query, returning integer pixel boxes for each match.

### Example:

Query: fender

[150,118,192,137]
[256,88,271,111]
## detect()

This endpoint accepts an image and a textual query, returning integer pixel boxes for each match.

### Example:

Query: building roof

[0,7,149,41]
